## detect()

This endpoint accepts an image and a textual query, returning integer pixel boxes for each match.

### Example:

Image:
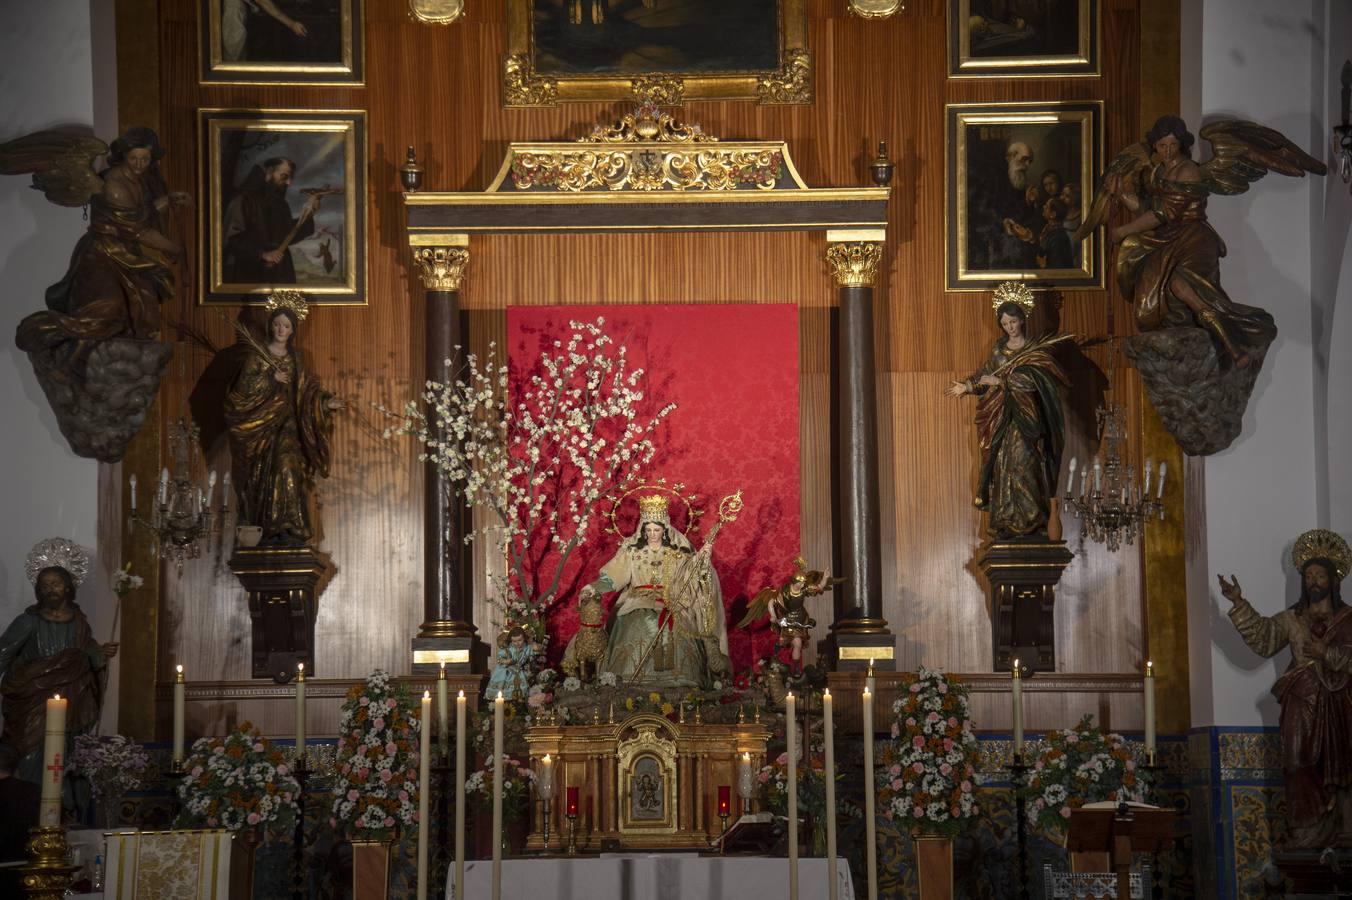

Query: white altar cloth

[446,854,855,899]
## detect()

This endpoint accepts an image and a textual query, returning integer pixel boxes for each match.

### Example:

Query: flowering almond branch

[382,317,674,636]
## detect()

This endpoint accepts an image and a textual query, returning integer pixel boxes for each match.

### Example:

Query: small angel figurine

[738,558,843,674]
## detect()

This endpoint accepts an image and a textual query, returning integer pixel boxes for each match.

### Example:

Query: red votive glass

[566,786,579,817]
[717,785,731,817]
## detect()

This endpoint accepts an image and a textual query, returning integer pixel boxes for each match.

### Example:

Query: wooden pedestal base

[979,539,1073,673]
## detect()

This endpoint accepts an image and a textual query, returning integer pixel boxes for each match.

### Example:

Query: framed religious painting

[949,0,1099,78]
[199,109,366,305]
[502,0,810,106]
[200,0,364,85]
[946,101,1103,292]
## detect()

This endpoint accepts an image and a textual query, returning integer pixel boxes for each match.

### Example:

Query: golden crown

[1291,528,1350,580]
[638,494,670,520]
[265,289,310,322]
[991,281,1036,314]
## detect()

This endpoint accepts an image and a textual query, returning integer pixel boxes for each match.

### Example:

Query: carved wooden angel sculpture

[1075,116,1324,455]
[1,127,190,461]
[738,557,843,673]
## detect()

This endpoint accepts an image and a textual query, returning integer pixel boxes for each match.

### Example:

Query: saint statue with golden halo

[1219,529,1352,848]
[945,282,1070,539]
[580,486,740,689]
[224,291,344,545]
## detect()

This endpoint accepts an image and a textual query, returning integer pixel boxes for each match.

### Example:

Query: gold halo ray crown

[605,478,701,535]
[992,281,1036,315]
[1291,528,1350,580]
[265,289,310,323]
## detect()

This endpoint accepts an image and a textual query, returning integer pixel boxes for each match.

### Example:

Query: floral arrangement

[176,723,300,837]
[875,666,979,836]
[465,754,537,823]
[1022,715,1145,836]
[330,671,421,841]
[382,317,675,666]
[69,734,149,801]
[758,747,860,839]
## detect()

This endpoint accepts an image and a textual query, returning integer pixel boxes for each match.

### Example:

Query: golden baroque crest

[508,108,787,193]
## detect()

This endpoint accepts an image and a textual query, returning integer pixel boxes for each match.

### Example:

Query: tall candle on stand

[823,688,839,900]
[417,691,431,900]
[172,665,185,766]
[454,690,466,900]
[1012,658,1024,757]
[295,663,307,764]
[40,694,67,826]
[786,691,799,900]
[863,680,877,900]
[1144,660,1157,763]
[437,663,450,755]
[492,690,504,900]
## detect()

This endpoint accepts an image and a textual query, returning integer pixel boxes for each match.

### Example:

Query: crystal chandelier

[1062,404,1167,552]
[128,417,226,569]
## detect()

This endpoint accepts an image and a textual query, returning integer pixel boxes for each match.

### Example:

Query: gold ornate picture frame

[949,0,1098,78]
[200,0,364,85]
[503,0,810,106]
[199,109,367,305]
[946,101,1102,292]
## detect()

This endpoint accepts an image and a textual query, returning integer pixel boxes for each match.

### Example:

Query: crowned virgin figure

[580,494,732,690]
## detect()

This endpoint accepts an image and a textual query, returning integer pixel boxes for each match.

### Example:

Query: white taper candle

[417,691,431,900]
[823,688,838,900]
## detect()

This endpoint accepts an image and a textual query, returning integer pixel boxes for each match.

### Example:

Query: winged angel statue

[1075,116,1324,455]
[1,127,190,461]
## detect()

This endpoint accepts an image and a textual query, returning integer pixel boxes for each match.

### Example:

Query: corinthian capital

[410,243,470,292]
[826,241,884,288]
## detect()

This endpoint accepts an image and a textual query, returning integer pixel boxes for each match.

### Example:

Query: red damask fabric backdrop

[507,304,800,673]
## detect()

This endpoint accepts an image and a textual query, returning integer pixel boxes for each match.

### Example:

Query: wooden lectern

[1066,803,1174,900]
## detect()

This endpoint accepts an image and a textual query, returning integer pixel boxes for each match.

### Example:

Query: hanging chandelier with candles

[129,416,227,569]
[1062,403,1166,552]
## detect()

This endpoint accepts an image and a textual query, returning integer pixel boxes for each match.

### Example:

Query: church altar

[447,855,855,900]
[525,713,771,851]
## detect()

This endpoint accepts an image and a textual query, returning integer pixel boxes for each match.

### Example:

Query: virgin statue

[946,283,1068,539]
[224,292,343,545]
[580,494,732,690]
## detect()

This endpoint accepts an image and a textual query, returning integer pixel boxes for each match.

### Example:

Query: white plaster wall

[0,3,116,722]
[1186,0,1352,727]
[1324,1,1352,538]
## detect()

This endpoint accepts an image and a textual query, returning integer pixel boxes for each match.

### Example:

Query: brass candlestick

[21,825,77,900]
[566,813,578,855]
[541,802,552,853]
[719,812,730,855]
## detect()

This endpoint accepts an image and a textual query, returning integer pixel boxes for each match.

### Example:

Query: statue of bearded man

[1220,529,1352,849]
[0,539,117,798]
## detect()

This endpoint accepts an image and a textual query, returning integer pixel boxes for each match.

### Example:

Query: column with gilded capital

[823,232,895,670]
[408,235,483,673]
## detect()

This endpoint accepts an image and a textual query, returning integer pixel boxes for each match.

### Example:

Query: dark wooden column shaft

[409,241,477,649]
[423,287,466,631]
[837,284,884,622]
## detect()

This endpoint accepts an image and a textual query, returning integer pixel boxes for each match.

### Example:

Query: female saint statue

[945,283,1068,539]
[224,292,343,545]
[580,493,733,690]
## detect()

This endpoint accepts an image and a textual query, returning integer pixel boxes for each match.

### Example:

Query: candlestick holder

[719,811,730,855]
[165,757,186,823]
[542,805,552,853]
[566,813,578,855]
[290,757,309,900]
[1009,751,1031,900]
[20,824,77,900]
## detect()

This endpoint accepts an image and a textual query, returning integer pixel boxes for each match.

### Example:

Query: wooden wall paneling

[143,0,1159,736]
